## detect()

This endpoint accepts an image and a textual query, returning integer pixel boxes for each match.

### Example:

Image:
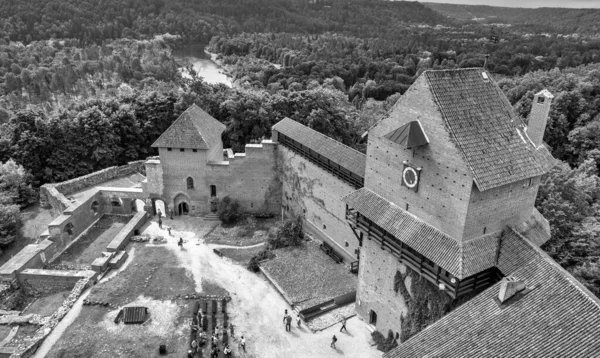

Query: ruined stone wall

[18,269,92,295]
[279,146,359,262]
[40,159,148,212]
[463,177,540,241]
[47,192,103,262]
[365,76,473,241]
[356,237,408,335]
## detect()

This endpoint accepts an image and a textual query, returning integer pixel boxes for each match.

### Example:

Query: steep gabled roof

[424,69,555,191]
[384,228,600,358]
[152,104,225,149]
[272,117,366,178]
[384,120,429,149]
[342,188,500,279]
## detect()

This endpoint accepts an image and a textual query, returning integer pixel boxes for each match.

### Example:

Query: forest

[0,0,599,296]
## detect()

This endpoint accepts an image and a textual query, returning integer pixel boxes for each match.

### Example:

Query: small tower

[526,89,554,147]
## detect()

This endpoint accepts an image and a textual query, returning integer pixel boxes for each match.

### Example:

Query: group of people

[283,309,302,332]
[156,209,184,248]
[189,308,243,358]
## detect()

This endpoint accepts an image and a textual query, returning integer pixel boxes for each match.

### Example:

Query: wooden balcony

[345,205,502,299]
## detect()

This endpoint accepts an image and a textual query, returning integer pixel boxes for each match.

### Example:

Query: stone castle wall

[356,237,408,335]
[152,141,280,216]
[279,146,360,262]
[40,159,148,213]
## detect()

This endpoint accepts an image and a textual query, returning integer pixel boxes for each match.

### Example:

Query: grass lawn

[23,290,71,317]
[260,240,357,311]
[219,245,265,267]
[204,217,278,246]
[46,244,197,358]
[52,215,130,267]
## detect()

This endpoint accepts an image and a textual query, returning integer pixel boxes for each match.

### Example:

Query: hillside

[425,2,600,35]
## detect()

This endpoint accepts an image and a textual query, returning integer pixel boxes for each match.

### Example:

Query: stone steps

[204,213,221,222]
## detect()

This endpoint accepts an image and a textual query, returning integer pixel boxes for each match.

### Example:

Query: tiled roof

[152,104,225,149]
[384,121,429,149]
[272,118,366,178]
[424,69,555,191]
[385,229,600,358]
[342,188,499,279]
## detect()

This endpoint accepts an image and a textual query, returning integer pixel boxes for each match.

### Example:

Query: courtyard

[38,216,381,358]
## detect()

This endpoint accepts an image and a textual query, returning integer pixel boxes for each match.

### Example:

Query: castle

[12,68,600,356]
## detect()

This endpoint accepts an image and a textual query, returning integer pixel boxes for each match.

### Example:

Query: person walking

[178,237,183,249]
[340,316,347,332]
[167,227,172,236]
[157,209,162,219]
[223,345,232,358]
[296,314,302,328]
[331,335,337,349]
[285,313,292,332]
[158,217,162,229]
[240,336,246,352]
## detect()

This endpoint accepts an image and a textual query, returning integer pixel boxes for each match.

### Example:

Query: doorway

[369,310,377,326]
[178,202,189,215]
[210,185,217,197]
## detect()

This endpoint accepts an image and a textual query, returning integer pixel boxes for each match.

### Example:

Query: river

[173,45,232,87]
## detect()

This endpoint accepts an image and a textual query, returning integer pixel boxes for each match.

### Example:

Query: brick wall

[356,238,408,336]
[365,76,473,241]
[280,146,360,261]
[463,178,540,241]
[154,142,280,216]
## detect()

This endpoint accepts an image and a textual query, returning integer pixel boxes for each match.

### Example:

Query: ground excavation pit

[41,216,382,358]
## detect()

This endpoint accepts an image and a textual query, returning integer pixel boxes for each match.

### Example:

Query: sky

[417,0,600,8]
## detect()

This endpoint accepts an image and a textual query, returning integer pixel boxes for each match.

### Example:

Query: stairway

[204,213,221,222]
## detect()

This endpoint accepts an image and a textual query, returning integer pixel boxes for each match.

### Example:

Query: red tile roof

[424,69,555,191]
[272,117,366,178]
[384,228,600,358]
[342,188,500,279]
[152,104,225,149]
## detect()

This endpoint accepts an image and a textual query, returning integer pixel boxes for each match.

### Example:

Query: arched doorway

[153,199,166,217]
[131,199,145,213]
[178,202,189,215]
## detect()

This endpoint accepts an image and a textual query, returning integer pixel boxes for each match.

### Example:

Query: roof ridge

[509,227,600,309]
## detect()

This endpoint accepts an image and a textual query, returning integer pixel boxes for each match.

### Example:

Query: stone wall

[18,269,94,295]
[40,159,147,212]
[46,191,103,262]
[279,146,360,262]
[154,141,281,216]
[356,238,408,336]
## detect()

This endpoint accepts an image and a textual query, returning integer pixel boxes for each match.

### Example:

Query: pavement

[144,216,382,358]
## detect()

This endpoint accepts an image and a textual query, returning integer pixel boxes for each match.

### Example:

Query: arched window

[65,223,74,236]
[187,177,194,189]
[111,199,121,207]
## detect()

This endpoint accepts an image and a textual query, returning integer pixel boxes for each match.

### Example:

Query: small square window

[537,96,545,104]
[180,148,184,152]
[167,148,172,151]
[193,149,197,152]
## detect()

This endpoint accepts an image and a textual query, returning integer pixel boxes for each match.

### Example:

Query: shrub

[217,196,242,224]
[371,330,398,352]
[247,249,275,272]
[267,216,304,249]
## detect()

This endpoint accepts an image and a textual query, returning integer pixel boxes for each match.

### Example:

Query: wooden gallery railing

[346,206,501,299]
[278,133,364,189]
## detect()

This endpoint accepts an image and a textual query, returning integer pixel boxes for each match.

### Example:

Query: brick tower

[343,69,555,333]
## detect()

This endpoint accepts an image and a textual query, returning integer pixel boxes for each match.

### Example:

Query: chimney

[498,276,526,303]
[526,89,553,147]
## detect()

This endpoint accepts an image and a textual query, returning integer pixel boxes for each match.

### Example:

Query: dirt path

[145,217,381,358]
